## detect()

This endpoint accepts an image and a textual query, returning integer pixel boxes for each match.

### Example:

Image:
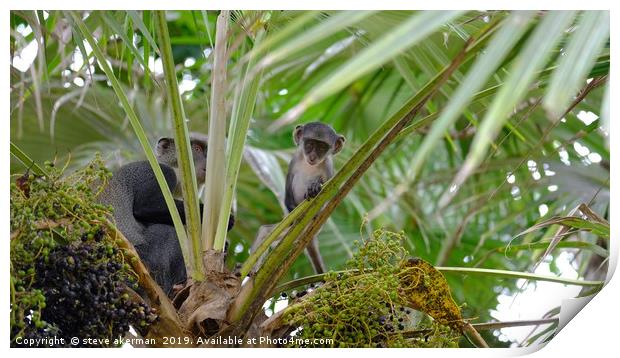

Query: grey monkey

[99,133,234,295]
[284,122,345,273]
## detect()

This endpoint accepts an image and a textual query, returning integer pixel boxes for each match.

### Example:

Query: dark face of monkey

[156,133,208,183]
[294,122,345,166]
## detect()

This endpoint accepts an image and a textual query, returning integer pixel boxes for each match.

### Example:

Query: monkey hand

[305,179,323,199]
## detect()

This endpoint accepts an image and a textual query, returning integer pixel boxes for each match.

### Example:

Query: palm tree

[10,10,609,347]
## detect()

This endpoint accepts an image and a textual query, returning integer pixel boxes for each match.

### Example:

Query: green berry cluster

[10,157,156,347]
[282,229,460,348]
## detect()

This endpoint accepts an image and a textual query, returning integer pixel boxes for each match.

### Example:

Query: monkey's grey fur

[284,122,345,274]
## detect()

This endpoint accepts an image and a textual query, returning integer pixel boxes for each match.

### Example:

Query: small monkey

[284,122,345,273]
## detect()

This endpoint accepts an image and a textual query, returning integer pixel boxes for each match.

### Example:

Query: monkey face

[190,140,208,182]
[294,122,345,165]
[303,139,330,165]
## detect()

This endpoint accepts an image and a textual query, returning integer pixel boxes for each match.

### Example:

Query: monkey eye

[192,144,203,152]
[306,139,329,155]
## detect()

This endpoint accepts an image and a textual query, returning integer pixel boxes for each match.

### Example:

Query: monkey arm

[133,197,201,226]
[130,161,195,226]
[284,169,297,213]
[131,161,234,231]
[135,199,234,231]
[134,198,235,231]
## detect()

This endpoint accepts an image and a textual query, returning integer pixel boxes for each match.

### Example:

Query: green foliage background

[10,10,610,347]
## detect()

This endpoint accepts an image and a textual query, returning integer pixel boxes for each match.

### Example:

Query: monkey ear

[156,137,173,155]
[333,135,345,154]
[293,125,304,145]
